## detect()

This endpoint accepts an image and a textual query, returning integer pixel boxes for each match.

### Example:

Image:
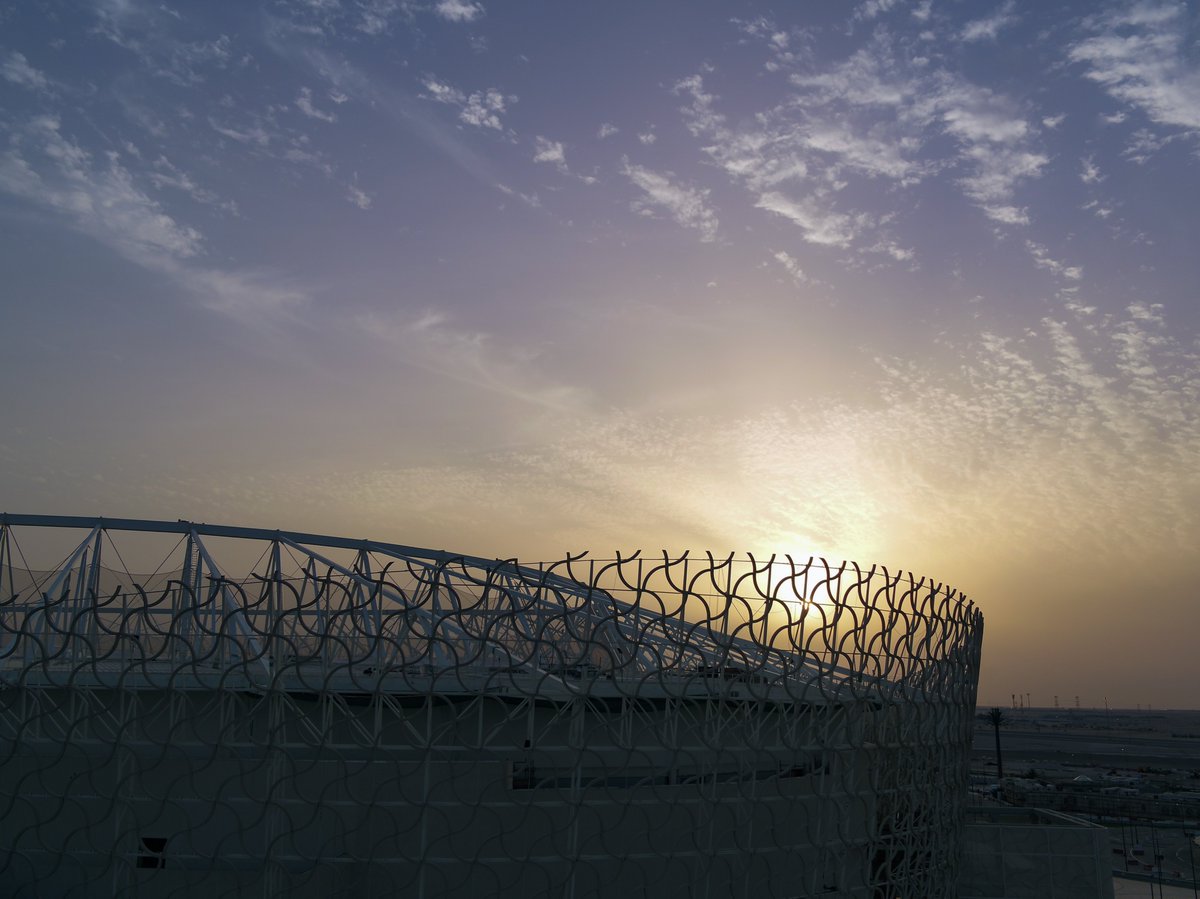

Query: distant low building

[959,806,1115,899]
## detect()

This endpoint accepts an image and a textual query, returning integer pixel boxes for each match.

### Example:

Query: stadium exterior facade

[0,515,983,898]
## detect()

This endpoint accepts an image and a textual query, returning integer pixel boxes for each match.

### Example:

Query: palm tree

[987,707,1006,782]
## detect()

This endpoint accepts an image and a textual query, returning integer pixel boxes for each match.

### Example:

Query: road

[974,727,1200,766]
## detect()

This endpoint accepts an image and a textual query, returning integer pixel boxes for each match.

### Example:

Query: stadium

[0,514,983,898]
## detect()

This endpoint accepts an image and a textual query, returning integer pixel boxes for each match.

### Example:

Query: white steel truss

[0,514,983,898]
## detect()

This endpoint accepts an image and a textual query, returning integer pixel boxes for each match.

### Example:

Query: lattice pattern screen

[0,516,983,898]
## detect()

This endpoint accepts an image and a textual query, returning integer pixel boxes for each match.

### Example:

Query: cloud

[961,1,1018,42]
[675,38,1047,242]
[868,239,914,262]
[937,81,1048,221]
[421,77,465,104]
[147,155,238,213]
[161,35,232,85]
[978,204,1029,226]
[289,48,503,188]
[2,51,52,92]
[296,86,336,122]
[183,268,307,323]
[460,89,508,129]
[0,116,203,261]
[730,15,801,70]
[280,0,485,36]
[419,75,512,131]
[496,183,541,208]
[772,250,808,285]
[674,75,725,139]
[532,136,566,169]
[0,115,303,324]
[675,74,811,190]
[597,123,619,139]
[1123,127,1174,163]
[314,300,1200,602]
[1080,156,1103,183]
[854,0,899,23]
[346,178,372,209]
[1069,2,1200,135]
[620,160,719,242]
[938,84,1030,144]
[957,144,1046,224]
[433,0,484,23]
[1026,241,1083,280]
[637,130,657,145]
[358,309,582,411]
[356,0,412,35]
[88,0,235,83]
[209,117,273,147]
[755,192,860,247]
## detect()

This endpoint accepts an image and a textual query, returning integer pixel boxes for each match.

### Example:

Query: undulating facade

[0,515,983,897]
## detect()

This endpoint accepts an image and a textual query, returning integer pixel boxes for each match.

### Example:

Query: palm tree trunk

[993,723,1004,781]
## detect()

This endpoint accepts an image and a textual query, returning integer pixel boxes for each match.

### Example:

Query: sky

[2,0,1199,709]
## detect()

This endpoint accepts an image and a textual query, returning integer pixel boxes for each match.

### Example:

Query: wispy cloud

[358,309,583,411]
[1069,2,1200,136]
[209,117,272,147]
[956,143,1046,225]
[346,176,372,209]
[2,51,52,92]
[433,0,484,23]
[961,1,1018,42]
[0,115,303,324]
[621,160,719,242]
[731,15,803,70]
[296,86,337,122]
[421,76,511,130]
[532,135,567,171]
[756,192,861,248]
[1,116,203,260]
[420,77,464,104]
[288,47,504,188]
[1026,241,1082,280]
[91,2,234,87]
[310,299,1200,577]
[772,250,808,285]
[677,32,1047,246]
[854,0,899,23]
[460,89,509,130]
[147,155,238,214]
[356,0,413,35]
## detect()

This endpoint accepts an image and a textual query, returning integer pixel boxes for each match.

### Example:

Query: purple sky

[3,0,1199,707]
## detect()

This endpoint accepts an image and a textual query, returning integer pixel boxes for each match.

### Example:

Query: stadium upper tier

[0,514,978,705]
[0,514,984,898]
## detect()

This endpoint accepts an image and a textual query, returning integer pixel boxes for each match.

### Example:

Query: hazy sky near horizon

[2,0,1199,707]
